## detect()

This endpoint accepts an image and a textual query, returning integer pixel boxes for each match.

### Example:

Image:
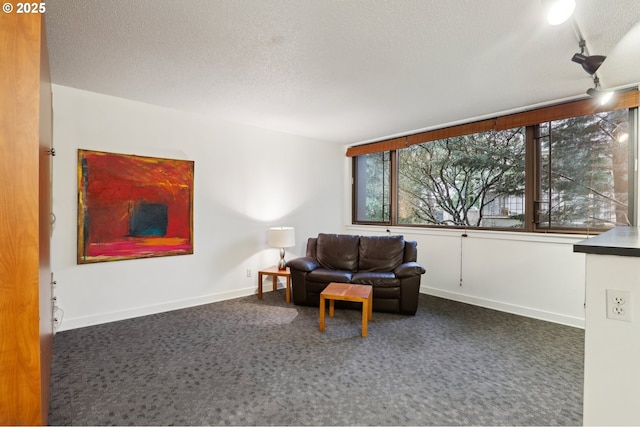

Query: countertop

[573,226,640,257]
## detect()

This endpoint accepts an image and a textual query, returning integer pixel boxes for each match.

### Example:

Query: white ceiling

[45,0,640,145]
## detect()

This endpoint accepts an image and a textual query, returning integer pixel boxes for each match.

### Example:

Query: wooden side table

[319,282,373,337]
[257,266,291,303]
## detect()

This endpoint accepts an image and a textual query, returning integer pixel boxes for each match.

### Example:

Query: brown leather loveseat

[287,233,426,315]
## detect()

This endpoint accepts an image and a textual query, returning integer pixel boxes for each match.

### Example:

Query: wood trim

[346,137,408,157]
[406,118,497,146]
[496,90,640,130]
[346,90,639,156]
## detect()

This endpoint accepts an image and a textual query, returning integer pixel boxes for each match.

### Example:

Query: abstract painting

[78,149,194,263]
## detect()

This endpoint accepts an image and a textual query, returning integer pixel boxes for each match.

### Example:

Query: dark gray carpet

[48,292,584,426]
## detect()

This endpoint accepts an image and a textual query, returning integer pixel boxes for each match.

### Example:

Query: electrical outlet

[606,289,632,322]
[613,296,626,305]
[246,268,252,278]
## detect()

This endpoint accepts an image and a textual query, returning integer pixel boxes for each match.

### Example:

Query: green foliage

[356,109,630,230]
[540,110,629,228]
[359,152,390,222]
[398,129,525,226]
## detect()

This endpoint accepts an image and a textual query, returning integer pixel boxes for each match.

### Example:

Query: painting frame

[77,149,194,264]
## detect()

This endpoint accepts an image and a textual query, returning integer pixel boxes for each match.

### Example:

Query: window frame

[350,92,639,234]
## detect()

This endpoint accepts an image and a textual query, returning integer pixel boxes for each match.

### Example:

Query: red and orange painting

[77,149,194,264]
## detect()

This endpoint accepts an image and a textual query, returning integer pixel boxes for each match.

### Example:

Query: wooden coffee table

[319,283,373,337]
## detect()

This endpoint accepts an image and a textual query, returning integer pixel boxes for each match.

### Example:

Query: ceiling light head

[571,52,607,75]
[547,0,576,25]
[586,83,615,106]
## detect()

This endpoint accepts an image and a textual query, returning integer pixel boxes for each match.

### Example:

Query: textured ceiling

[45,0,640,145]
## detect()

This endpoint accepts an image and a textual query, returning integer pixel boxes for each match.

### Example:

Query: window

[351,96,637,233]
[353,151,390,223]
[535,110,631,230]
[397,128,526,227]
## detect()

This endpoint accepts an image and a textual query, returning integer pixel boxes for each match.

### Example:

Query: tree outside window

[352,107,634,233]
[537,110,630,229]
[398,128,526,228]
[354,151,390,223]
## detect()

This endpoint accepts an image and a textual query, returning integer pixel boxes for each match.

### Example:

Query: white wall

[342,144,590,329]
[51,85,344,331]
[347,224,587,328]
[52,84,592,332]
[583,253,640,426]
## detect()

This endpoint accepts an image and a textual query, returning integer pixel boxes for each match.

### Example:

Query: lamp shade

[268,227,295,248]
[571,53,606,75]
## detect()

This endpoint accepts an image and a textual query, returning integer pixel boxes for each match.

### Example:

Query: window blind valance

[346,90,639,157]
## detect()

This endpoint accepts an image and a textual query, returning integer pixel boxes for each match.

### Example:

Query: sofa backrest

[316,233,360,272]
[306,234,418,272]
[359,235,405,272]
[306,237,318,258]
[403,240,418,262]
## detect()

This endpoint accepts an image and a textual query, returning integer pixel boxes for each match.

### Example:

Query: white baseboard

[58,286,262,332]
[58,285,585,332]
[420,286,585,329]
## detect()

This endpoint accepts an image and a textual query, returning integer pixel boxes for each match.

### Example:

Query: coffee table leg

[258,273,263,299]
[329,299,335,317]
[319,294,326,332]
[368,291,373,320]
[361,299,368,337]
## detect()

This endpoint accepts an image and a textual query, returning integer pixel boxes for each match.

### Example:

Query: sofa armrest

[287,257,322,272]
[394,262,426,278]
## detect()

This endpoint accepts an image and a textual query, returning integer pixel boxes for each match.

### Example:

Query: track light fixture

[571,39,606,75]
[559,14,614,106]
[586,77,614,106]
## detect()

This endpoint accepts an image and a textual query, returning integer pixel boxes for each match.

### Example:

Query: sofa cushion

[352,271,399,287]
[372,285,401,300]
[307,268,353,284]
[316,233,360,272]
[358,235,405,272]
[305,281,332,294]
[373,297,400,313]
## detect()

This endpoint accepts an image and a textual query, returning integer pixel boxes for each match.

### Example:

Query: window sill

[346,224,591,245]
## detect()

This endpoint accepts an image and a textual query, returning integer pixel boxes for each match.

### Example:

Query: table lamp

[268,227,295,270]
